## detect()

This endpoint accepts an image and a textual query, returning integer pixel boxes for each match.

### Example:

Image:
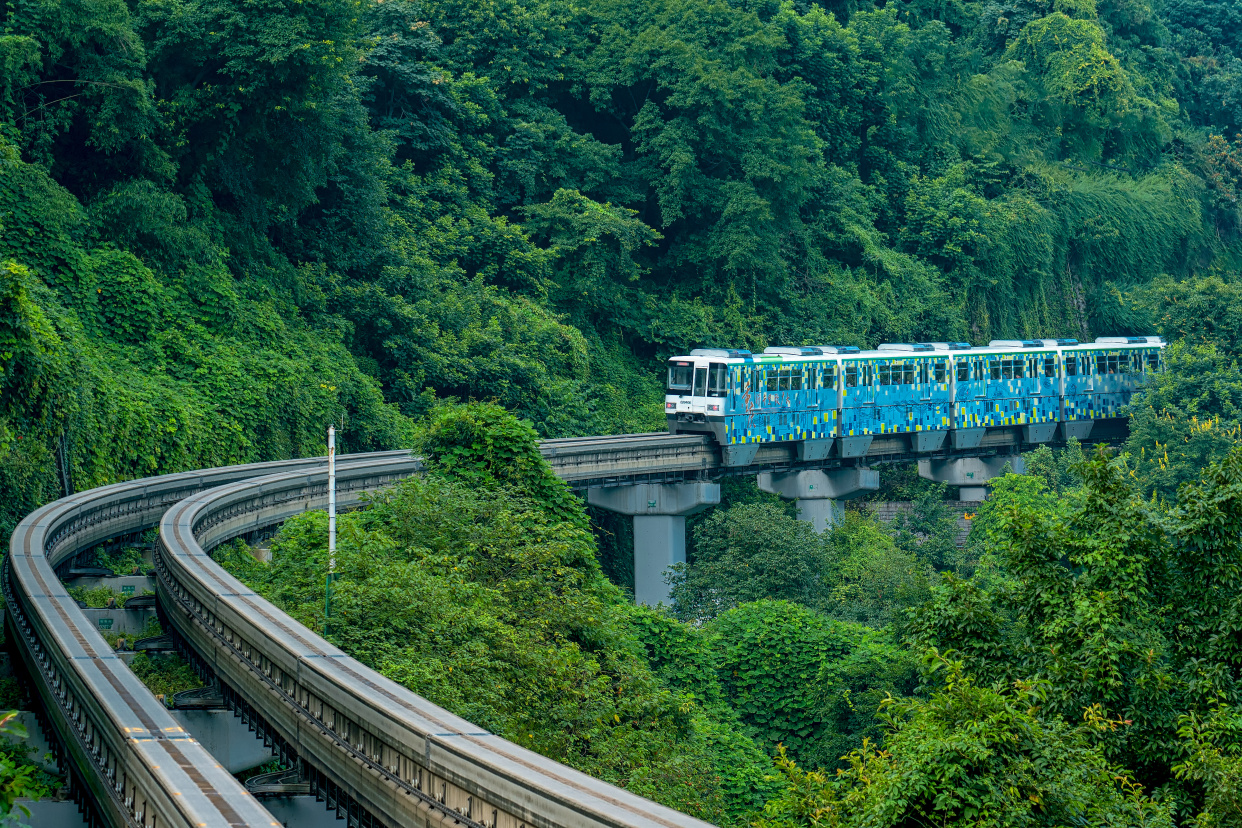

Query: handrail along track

[3,454,405,828]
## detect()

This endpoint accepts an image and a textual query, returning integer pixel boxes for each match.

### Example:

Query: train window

[956,361,969,382]
[693,367,707,395]
[790,368,803,391]
[822,364,836,388]
[1095,354,1106,374]
[1013,358,1025,379]
[1108,354,1120,374]
[1066,356,1077,376]
[1001,359,1013,380]
[845,365,858,387]
[1044,357,1056,378]
[904,363,916,384]
[778,368,791,391]
[877,364,890,385]
[766,371,779,393]
[668,362,693,392]
[707,363,727,397]
[1147,351,1160,371]
[934,361,947,383]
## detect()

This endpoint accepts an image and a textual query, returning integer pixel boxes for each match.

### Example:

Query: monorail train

[665,337,1164,466]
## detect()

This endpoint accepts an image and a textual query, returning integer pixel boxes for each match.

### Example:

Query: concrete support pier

[756,467,880,532]
[587,482,720,606]
[918,455,1025,501]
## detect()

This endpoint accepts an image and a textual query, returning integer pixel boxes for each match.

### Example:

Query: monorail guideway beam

[756,468,880,532]
[586,482,720,606]
[918,455,1026,501]
[9,425,1129,828]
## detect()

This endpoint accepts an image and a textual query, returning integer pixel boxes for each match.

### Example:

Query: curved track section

[4,453,407,828]
[157,455,715,828]
[8,427,1095,828]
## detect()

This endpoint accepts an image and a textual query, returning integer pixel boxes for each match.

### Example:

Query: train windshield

[667,361,693,393]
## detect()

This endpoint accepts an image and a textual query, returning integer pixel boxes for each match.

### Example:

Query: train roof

[673,336,1164,362]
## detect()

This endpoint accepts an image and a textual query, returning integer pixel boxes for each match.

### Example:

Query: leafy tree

[0,711,59,825]
[757,656,1174,828]
[706,600,915,771]
[223,404,777,823]
[1125,343,1242,498]
[821,512,937,627]
[671,503,828,623]
[1023,439,1086,495]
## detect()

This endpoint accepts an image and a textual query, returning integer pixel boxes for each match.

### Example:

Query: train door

[706,361,728,415]
[927,355,951,430]
[986,354,1004,401]
[1036,350,1058,423]
[818,359,840,438]
[951,354,979,428]
[1059,347,1091,429]
[840,358,875,437]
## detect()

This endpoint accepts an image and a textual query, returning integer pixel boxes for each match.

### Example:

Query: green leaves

[759,656,1175,828]
[672,502,934,627]
[420,402,588,530]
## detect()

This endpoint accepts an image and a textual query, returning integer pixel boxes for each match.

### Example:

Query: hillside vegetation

[225,402,1242,827]
[6,0,1242,529]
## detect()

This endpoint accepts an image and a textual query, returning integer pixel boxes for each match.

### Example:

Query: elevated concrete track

[7,423,1126,828]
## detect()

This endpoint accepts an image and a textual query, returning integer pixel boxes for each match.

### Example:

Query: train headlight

[708,404,721,412]
[666,402,676,409]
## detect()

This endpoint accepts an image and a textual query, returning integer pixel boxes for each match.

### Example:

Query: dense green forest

[12,0,1242,824]
[8,0,1242,530]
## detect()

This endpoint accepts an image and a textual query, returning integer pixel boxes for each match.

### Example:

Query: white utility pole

[327,425,337,572]
[325,425,337,637]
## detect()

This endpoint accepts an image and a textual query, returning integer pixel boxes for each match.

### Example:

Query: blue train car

[839,344,957,453]
[1062,338,1163,428]
[666,348,835,466]
[665,336,1164,466]
[951,340,1068,447]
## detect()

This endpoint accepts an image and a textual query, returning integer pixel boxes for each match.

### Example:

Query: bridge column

[587,482,720,606]
[756,468,880,532]
[917,455,1025,501]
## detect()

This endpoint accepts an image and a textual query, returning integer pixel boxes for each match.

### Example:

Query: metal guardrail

[3,453,407,828]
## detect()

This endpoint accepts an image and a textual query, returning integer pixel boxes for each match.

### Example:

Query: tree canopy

[8,0,1242,535]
